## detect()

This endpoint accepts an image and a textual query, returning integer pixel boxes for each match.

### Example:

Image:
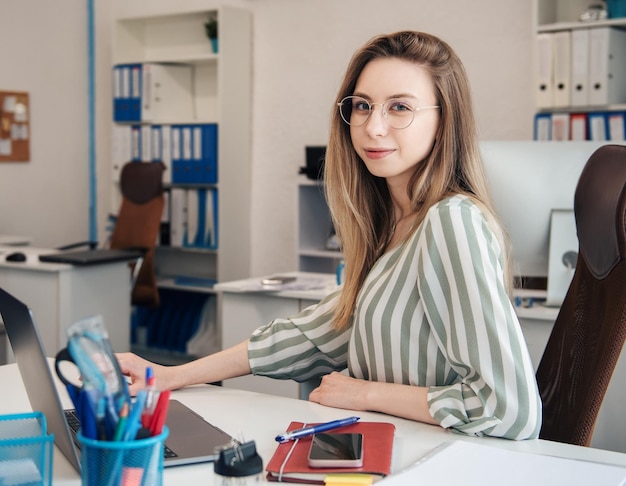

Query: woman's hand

[116,352,169,396]
[309,371,438,425]
[308,372,370,411]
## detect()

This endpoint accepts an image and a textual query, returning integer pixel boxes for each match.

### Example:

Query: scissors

[55,315,130,440]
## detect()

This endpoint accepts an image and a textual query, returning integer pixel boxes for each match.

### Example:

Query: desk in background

[2,359,626,485]
[0,246,132,363]
[0,235,32,246]
[216,272,337,399]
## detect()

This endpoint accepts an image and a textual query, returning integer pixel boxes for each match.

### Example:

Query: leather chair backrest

[536,144,626,446]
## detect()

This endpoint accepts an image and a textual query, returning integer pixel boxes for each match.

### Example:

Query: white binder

[570,29,590,107]
[111,125,132,183]
[141,125,152,162]
[588,27,626,106]
[169,188,187,247]
[608,112,626,141]
[552,31,571,108]
[141,64,194,122]
[535,33,554,108]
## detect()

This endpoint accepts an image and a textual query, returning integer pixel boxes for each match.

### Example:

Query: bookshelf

[533,0,626,140]
[297,179,343,274]
[111,2,252,362]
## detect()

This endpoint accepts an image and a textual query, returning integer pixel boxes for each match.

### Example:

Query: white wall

[247,0,534,276]
[0,0,534,275]
[0,0,91,247]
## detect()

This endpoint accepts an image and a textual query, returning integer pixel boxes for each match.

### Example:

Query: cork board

[0,91,30,162]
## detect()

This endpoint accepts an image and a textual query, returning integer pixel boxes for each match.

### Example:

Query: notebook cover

[266,421,395,484]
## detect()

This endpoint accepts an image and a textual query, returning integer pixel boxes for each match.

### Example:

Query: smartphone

[307,433,364,468]
[260,276,297,286]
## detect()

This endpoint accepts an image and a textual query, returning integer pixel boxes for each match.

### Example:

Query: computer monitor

[480,140,608,289]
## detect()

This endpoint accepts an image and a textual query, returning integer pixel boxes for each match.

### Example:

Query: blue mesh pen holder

[77,426,168,486]
[0,412,54,486]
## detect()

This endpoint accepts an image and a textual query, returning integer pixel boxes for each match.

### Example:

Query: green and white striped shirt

[249,195,542,440]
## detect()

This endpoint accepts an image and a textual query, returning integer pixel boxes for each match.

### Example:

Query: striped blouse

[248,195,542,440]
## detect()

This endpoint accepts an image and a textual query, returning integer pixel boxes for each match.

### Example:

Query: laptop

[38,248,143,266]
[0,287,234,472]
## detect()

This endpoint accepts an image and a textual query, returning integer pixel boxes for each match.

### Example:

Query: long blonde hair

[325,31,511,330]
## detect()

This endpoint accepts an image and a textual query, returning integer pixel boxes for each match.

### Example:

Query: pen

[113,402,129,441]
[275,416,360,443]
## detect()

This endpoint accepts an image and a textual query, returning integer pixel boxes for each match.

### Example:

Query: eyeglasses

[337,95,439,130]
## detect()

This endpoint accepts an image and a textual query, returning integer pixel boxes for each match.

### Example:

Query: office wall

[0,1,92,247]
[248,0,534,275]
[0,0,534,276]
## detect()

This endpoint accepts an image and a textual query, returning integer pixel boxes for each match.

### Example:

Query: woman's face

[349,57,439,188]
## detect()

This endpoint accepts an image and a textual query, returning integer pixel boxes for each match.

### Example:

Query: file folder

[130,125,142,161]
[570,29,590,107]
[588,112,608,141]
[535,33,554,108]
[570,113,588,140]
[169,188,187,247]
[534,113,552,140]
[171,125,183,183]
[608,112,626,141]
[551,113,570,141]
[588,27,626,105]
[113,64,142,122]
[185,189,200,247]
[552,31,571,108]
[205,188,218,249]
[141,125,152,162]
[111,124,132,183]
[161,125,172,184]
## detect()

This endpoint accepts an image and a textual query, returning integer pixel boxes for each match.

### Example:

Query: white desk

[0,246,132,361]
[1,360,626,485]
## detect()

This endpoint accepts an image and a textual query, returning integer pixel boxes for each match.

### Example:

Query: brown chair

[536,144,626,446]
[109,161,166,308]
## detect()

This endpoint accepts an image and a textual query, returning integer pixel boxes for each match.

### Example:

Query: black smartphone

[307,433,364,468]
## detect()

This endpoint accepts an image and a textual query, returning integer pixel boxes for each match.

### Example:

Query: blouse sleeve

[418,199,542,439]
[247,289,351,382]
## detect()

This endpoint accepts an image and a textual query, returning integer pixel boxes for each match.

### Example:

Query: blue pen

[275,416,360,443]
[122,390,147,441]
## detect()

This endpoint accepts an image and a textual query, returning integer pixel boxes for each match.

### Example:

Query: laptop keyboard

[64,409,177,458]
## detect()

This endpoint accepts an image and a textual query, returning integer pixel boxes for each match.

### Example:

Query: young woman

[118,31,541,440]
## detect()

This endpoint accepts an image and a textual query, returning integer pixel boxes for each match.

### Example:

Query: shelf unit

[111,2,252,361]
[297,178,343,274]
[533,0,626,125]
[112,4,251,285]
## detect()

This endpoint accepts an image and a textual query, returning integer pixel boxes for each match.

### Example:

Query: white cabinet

[297,179,343,273]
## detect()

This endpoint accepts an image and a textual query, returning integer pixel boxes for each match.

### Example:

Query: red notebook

[266,421,396,484]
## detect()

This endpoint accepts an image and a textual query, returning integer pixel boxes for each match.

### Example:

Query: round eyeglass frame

[337,95,439,130]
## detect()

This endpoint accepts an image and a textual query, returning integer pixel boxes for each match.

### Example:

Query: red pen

[149,390,171,436]
[141,366,159,429]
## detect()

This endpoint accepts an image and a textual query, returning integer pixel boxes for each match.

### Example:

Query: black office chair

[536,144,626,446]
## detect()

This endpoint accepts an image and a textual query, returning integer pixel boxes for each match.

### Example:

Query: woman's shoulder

[427,194,484,217]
